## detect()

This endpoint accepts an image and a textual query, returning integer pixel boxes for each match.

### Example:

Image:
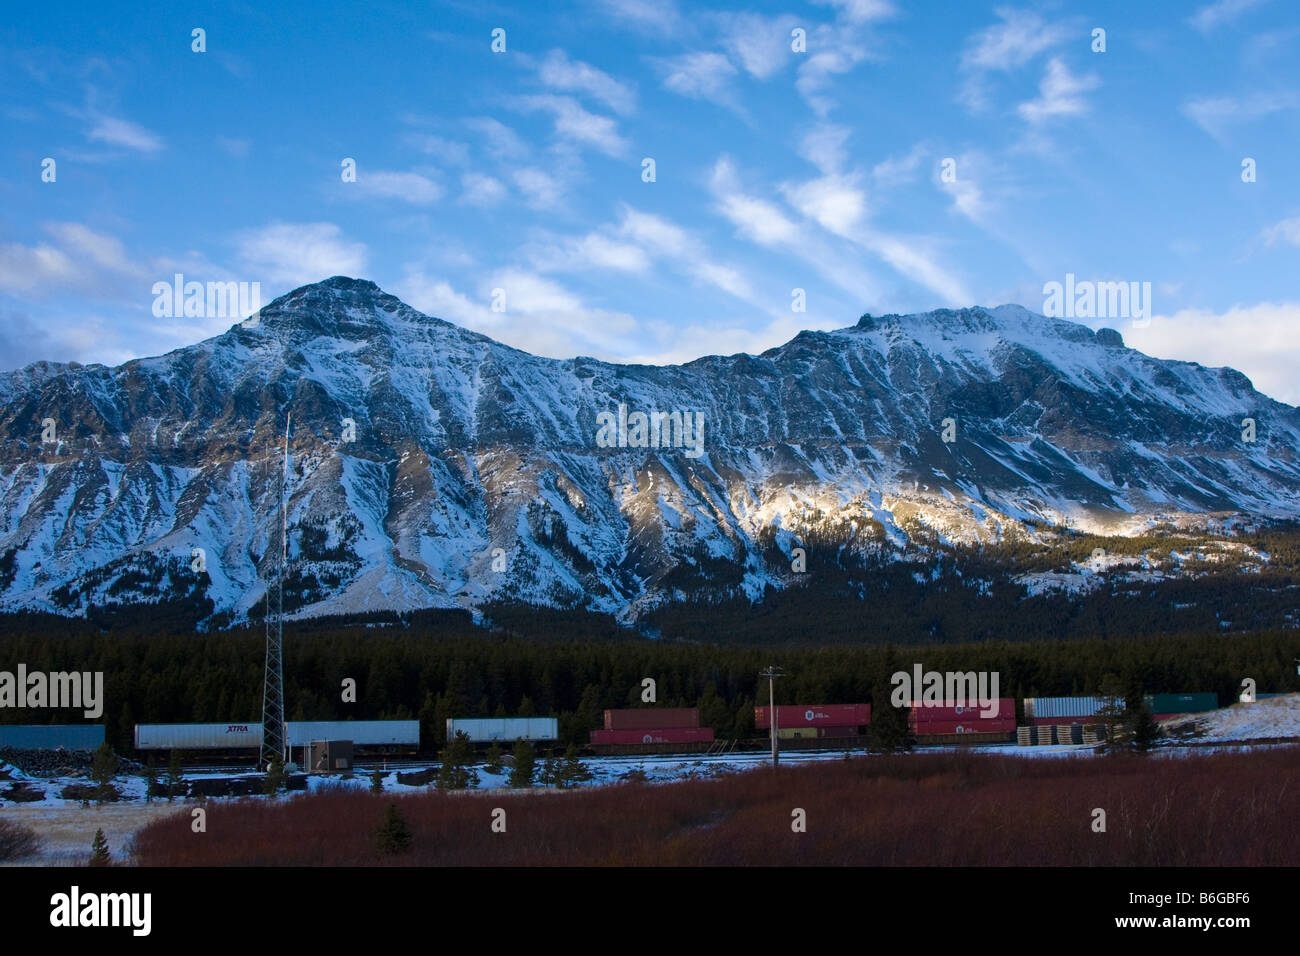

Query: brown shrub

[0,817,42,861]
[130,748,1300,866]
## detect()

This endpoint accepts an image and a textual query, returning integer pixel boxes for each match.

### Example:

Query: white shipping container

[446,717,558,742]
[286,721,419,747]
[134,722,264,750]
[135,720,420,750]
[1023,696,1122,719]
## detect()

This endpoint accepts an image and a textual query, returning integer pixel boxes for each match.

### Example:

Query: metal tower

[260,414,290,771]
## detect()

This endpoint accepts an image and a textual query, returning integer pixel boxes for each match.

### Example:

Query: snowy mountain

[1,276,1297,625]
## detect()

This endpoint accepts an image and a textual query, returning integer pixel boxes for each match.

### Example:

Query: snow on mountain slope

[0,276,1297,624]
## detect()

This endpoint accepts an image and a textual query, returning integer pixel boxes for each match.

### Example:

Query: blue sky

[3,0,1299,401]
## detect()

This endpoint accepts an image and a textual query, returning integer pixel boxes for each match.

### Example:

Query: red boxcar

[590,727,714,745]
[907,698,1015,722]
[754,704,871,729]
[911,719,1017,735]
[603,708,699,731]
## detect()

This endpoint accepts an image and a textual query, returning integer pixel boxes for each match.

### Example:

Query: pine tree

[370,768,384,793]
[166,749,184,802]
[508,739,535,788]
[88,829,111,867]
[91,741,118,804]
[558,743,592,788]
[263,752,285,796]
[373,803,412,856]
[867,647,913,752]
[484,740,504,774]
[144,757,157,804]
[1130,702,1160,753]
[436,731,479,790]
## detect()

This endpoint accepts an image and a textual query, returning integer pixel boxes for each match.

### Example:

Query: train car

[590,727,714,745]
[447,717,558,743]
[754,704,870,729]
[134,722,263,750]
[0,724,105,750]
[602,708,699,730]
[134,720,420,754]
[287,721,419,751]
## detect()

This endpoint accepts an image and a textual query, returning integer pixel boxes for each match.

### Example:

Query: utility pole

[760,666,784,766]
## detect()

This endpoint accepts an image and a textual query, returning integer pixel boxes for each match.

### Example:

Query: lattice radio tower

[260,413,290,771]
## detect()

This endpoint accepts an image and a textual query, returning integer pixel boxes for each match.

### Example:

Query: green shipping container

[1144,693,1217,714]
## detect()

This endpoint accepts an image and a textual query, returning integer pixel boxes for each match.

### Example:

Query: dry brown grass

[131,749,1300,866]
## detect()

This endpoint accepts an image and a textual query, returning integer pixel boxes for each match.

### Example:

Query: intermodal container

[1145,693,1216,714]
[1031,715,1101,727]
[908,699,1015,722]
[590,727,714,745]
[289,721,420,747]
[754,704,870,729]
[446,717,557,742]
[1024,696,1121,719]
[911,719,1017,735]
[134,722,263,750]
[0,724,105,750]
[603,708,699,731]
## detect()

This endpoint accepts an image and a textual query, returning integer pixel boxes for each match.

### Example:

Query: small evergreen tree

[557,743,592,788]
[508,739,535,788]
[88,829,111,867]
[91,741,118,804]
[537,755,561,787]
[144,757,157,804]
[436,731,479,790]
[1130,701,1160,753]
[166,749,184,802]
[484,740,504,774]
[868,651,913,752]
[373,803,412,856]
[263,752,285,796]
[370,768,385,793]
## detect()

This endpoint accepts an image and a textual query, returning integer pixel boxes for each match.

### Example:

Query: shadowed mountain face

[1,276,1297,625]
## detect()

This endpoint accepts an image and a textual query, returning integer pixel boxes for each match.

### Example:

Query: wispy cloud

[85,115,164,152]
[354,169,444,204]
[1017,58,1100,123]
[537,49,636,114]
[513,94,629,157]
[235,222,367,289]
[1189,0,1272,33]
[1182,90,1299,139]
[652,52,742,114]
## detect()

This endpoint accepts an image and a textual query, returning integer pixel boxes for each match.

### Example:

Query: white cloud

[528,230,653,274]
[1189,0,1272,33]
[514,94,629,157]
[1262,216,1300,246]
[1017,58,1100,123]
[466,117,529,160]
[414,134,471,166]
[871,142,927,185]
[962,7,1070,71]
[710,158,800,244]
[512,167,565,209]
[355,170,443,204]
[796,29,870,116]
[1118,302,1300,405]
[235,222,367,288]
[85,115,164,153]
[717,12,801,79]
[653,52,742,112]
[782,174,867,237]
[1182,90,1299,139]
[596,0,682,36]
[799,123,852,175]
[538,49,636,114]
[812,0,896,24]
[460,171,507,206]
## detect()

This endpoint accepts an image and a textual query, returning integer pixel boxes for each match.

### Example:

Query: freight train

[131,721,420,761]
